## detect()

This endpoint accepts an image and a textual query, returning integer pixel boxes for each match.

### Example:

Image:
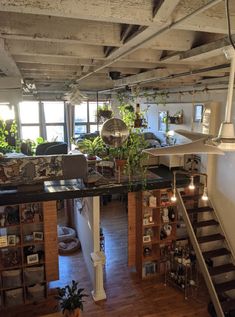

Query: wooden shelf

[136,188,178,280]
[0,201,58,310]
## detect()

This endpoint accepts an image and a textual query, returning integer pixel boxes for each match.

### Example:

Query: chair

[35,142,68,155]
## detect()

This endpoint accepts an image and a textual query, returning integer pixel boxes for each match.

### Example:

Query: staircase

[177,189,235,317]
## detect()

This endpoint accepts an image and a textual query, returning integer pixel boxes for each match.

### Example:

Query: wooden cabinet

[135,188,178,279]
[0,201,58,309]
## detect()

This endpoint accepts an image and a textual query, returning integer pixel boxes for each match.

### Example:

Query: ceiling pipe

[76,0,223,84]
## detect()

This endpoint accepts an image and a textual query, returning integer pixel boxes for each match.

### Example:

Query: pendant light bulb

[171,189,177,202]
[202,187,209,201]
[188,176,195,190]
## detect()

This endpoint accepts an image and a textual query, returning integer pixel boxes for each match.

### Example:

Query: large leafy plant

[77,136,106,157]
[56,280,88,313]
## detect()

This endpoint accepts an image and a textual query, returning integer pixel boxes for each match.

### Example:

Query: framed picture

[27,253,39,265]
[0,235,8,248]
[8,235,16,246]
[143,235,151,243]
[33,231,44,241]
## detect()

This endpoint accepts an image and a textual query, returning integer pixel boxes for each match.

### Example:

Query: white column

[91,196,106,301]
[91,251,106,301]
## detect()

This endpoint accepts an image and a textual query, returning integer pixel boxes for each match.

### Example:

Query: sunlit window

[0,103,15,121]
[19,101,39,123]
[18,101,66,142]
[75,102,87,122]
[21,126,40,140]
[43,101,64,123]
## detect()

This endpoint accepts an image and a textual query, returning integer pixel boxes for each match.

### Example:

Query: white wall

[73,197,100,286]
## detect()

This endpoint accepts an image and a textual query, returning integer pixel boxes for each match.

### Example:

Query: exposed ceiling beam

[173,0,235,34]
[0,77,21,89]
[76,0,223,83]
[0,12,121,47]
[0,0,153,25]
[6,39,105,59]
[153,0,181,23]
[113,63,229,87]
[0,38,21,76]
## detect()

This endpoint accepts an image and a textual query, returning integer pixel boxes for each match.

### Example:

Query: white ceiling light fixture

[64,84,87,105]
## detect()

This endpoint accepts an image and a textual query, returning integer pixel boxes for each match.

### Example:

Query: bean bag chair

[58,238,80,255]
[57,226,76,242]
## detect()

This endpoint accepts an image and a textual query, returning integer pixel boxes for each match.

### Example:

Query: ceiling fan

[143,47,235,157]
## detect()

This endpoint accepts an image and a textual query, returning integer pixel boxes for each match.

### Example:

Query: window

[158,110,168,132]
[193,104,203,122]
[74,101,100,136]
[43,101,65,141]
[19,101,66,142]
[0,103,15,121]
[19,101,40,140]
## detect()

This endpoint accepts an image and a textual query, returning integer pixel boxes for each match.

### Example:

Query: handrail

[209,198,235,263]
[176,189,224,317]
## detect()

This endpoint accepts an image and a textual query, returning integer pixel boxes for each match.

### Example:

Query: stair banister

[176,189,224,317]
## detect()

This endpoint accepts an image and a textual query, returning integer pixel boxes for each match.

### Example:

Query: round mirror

[101,118,129,147]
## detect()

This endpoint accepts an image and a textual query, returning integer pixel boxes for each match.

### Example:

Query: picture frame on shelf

[33,231,44,241]
[143,235,151,243]
[7,235,16,246]
[0,235,8,248]
[149,196,157,207]
[27,253,39,265]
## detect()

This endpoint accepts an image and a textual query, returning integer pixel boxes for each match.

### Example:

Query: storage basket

[24,266,44,285]
[2,269,21,289]
[27,284,45,301]
[5,288,23,306]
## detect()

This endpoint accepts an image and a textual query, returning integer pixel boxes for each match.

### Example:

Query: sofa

[142,131,184,169]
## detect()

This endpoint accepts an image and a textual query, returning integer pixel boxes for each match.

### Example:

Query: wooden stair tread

[203,248,231,258]
[221,299,235,313]
[209,263,235,276]
[187,206,214,213]
[198,233,224,243]
[194,219,218,228]
[215,279,235,293]
[181,194,202,201]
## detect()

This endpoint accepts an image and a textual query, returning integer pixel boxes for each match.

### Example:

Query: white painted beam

[0,77,21,89]
[6,39,105,59]
[0,0,153,25]
[0,38,21,76]
[146,29,196,51]
[0,12,121,47]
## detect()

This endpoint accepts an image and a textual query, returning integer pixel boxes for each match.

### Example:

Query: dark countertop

[0,167,189,206]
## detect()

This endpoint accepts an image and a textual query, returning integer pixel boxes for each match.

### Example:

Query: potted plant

[97,103,113,123]
[77,136,106,159]
[56,280,88,317]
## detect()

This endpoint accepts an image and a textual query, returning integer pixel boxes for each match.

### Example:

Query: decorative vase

[63,308,80,317]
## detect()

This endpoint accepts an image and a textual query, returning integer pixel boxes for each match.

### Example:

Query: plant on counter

[56,280,88,317]
[77,136,106,159]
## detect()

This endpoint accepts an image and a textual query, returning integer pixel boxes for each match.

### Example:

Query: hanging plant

[97,103,113,123]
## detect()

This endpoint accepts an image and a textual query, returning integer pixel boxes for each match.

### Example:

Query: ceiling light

[171,189,177,202]
[202,187,209,201]
[188,176,195,190]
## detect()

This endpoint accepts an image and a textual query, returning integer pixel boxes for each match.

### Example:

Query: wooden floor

[3,198,211,317]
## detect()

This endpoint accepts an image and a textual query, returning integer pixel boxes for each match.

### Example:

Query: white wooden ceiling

[0,0,234,99]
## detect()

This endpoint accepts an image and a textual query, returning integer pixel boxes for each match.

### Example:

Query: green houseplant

[77,136,106,159]
[97,103,113,123]
[56,280,88,317]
